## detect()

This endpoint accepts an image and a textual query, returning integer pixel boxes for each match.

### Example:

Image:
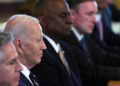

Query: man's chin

[36,59,42,64]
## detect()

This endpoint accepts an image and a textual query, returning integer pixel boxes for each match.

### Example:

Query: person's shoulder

[60,41,70,49]
[59,41,74,56]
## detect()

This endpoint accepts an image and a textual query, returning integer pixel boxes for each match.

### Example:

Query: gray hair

[0,32,14,62]
[4,14,42,42]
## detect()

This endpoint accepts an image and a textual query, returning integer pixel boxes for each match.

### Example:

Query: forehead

[47,1,69,14]
[1,42,17,62]
[25,22,43,41]
[27,22,42,35]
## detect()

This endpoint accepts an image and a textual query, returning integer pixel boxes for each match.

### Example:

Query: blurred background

[0,0,36,22]
[0,0,36,30]
[0,0,120,33]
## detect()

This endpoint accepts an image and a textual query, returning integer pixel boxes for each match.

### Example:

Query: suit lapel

[66,32,91,61]
[84,35,93,57]
[60,41,82,86]
[60,41,80,75]
[43,38,71,78]
[19,72,33,86]
[65,32,82,47]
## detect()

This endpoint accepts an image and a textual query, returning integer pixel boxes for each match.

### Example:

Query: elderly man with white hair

[4,14,46,86]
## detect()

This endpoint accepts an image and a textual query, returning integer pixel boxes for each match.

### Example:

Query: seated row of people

[0,0,120,86]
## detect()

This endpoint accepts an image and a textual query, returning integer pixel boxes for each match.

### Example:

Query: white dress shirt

[72,26,84,41]
[44,34,61,53]
[21,64,34,86]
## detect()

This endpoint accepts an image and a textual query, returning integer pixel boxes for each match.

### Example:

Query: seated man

[0,32,22,86]
[31,0,82,86]
[64,0,120,86]
[93,0,120,48]
[4,14,46,86]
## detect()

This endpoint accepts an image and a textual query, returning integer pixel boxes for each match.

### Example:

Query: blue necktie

[79,39,90,57]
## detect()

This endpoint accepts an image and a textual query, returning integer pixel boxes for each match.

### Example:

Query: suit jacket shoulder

[19,72,33,86]
[31,38,81,86]
[64,32,120,86]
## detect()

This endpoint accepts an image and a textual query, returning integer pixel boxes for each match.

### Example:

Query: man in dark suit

[91,0,120,55]
[64,0,120,86]
[4,15,46,86]
[0,32,22,86]
[31,0,82,86]
[108,0,120,21]
[92,0,120,48]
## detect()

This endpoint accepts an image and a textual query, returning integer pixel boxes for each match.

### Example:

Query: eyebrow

[8,58,17,64]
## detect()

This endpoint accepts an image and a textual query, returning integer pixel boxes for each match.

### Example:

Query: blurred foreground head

[0,32,22,86]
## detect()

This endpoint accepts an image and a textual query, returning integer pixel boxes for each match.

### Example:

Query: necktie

[96,19,104,41]
[79,39,90,57]
[58,48,71,75]
[29,72,39,86]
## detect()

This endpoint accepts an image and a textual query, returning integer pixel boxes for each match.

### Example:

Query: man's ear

[38,16,47,27]
[14,39,23,54]
[70,8,77,20]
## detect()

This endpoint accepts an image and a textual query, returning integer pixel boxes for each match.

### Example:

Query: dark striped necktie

[29,72,40,86]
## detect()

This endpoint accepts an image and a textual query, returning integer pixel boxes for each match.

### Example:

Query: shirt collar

[21,64,30,78]
[21,64,33,84]
[96,13,102,22]
[72,26,84,41]
[44,34,60,53]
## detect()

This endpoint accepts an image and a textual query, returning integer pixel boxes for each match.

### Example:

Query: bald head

[4,14,42,42]
[35,0,66,18]
[4,14,46,69]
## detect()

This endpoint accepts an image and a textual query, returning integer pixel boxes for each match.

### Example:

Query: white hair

[4,14,43,42]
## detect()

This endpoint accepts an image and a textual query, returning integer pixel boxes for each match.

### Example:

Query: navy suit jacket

[93,6,120,48]
[91,30,120,56]
[19,72,33,86]
[64,31,120,86]
[31,38,82,86]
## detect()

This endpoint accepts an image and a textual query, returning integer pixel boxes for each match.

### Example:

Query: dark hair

[0,32,13,47]
[66,0,95,8]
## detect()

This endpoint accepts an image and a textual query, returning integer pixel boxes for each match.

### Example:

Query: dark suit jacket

[19,72,33,86]
[93,6,120,48]
[91,31,120,56]
[31,38,82,86]
[64,31,120,86]
[83,34,120,66]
